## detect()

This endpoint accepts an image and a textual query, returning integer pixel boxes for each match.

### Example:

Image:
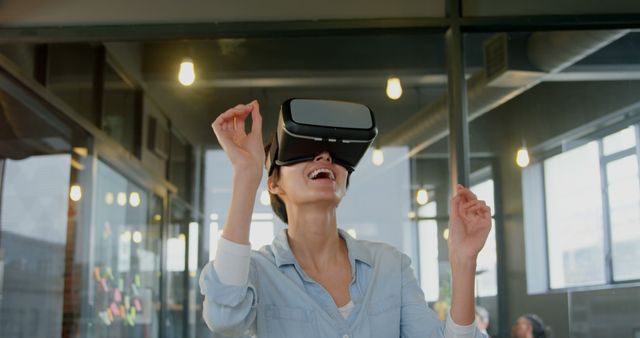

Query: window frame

[532,118,640,292]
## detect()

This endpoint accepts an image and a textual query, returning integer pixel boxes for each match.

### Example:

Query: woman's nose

[314,151,332,163]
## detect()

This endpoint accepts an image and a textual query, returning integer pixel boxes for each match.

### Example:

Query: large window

[102,61,141,156]
[543,124,640,288]
[0,155,71,338]
[416,178,498,302]
[417,201,439,302]
[0,72,92,338]
[471,179,498,297]
[47,44,101,125]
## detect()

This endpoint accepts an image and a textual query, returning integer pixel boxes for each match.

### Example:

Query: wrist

[449,254,477,274]
[232,169,262,188]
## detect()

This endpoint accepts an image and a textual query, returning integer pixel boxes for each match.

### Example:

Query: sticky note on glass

[99,311,110,325]
[94,267,101,281]
[135,274,141,287]
[131,284,139,295]
[134,298,142,312]
[124,295,130,309]
[110,303,119,316]
[107,308,114,322]
[106,267,113,280]
[114,289,122,303]
[119,305,126,318]
[100,279,109,292]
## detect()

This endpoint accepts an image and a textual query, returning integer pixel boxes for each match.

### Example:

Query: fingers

[249,100,263,138]
[467,202,491,217]
[450,184,477,215]
[211,104,252,133]
[456,184,478,201]
[450,193,464,219]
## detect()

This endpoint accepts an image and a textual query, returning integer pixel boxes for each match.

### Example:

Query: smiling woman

[199,98,493,338]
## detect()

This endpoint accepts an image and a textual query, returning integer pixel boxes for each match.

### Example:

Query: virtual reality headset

[266,98,378,176]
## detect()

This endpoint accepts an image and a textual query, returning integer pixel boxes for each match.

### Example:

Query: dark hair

[524,314,552,338]
[264,142,350,224]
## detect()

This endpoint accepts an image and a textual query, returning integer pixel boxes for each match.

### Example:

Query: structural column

[445,24,470,190]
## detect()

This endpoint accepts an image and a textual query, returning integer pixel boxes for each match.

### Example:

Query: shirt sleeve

[213,237,251,285]
[446,311,483,338]
[199,238,257,336]
[399,253,486,338]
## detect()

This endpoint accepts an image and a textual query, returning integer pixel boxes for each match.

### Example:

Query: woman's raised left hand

[448,184,492,266]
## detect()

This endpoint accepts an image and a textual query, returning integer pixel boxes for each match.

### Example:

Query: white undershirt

[337,300,355,319]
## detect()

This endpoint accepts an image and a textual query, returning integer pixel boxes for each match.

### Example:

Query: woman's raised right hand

[211,100,265,184]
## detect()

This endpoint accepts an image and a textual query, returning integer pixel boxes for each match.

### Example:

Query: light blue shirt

[199,228,484,338]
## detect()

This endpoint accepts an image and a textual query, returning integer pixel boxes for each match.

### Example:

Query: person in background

[475,305,490,337]
[511,314,553,338]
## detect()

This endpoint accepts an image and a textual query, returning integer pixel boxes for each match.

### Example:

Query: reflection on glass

[102,63,138,154]
[606,155,640,281]
[47,44,98,124]
[545,142,606,288]
[568,286,640,336]
[0,155,71,338]
[603,126,636,156]
[170,133,192,203]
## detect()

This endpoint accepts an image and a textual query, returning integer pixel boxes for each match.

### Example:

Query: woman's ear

[267,176,281,195]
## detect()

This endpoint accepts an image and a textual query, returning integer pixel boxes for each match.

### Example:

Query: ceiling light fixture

[70,185,82,202]
[372,147,384,166]
[386,77,403,100]
[516,140,530,168]
[416,188,429,205]
[178,58,196,86]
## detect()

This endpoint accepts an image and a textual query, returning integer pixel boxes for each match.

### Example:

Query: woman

[511,314,552,338]
[200,100,492,337]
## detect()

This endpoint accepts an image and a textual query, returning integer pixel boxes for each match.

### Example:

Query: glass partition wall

[0,46,176,338]
[0,73,93,338]
[86,161,163,338]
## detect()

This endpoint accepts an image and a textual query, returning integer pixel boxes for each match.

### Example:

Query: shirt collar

[271,228,374,268]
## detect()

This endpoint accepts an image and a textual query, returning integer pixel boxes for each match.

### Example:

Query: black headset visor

[266,98,378,176]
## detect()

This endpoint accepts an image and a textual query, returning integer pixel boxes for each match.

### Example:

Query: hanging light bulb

[132,231,143,243]
[70,185,82,202]
[117,192,127,206]
[372,147,384,166]
[121,230,132,242]
[516,142,530,168]
[416,188,429,205]
[178,58,196,86]
[105,192,114,205]
[386,77,403,100]
[129,192,141,207]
